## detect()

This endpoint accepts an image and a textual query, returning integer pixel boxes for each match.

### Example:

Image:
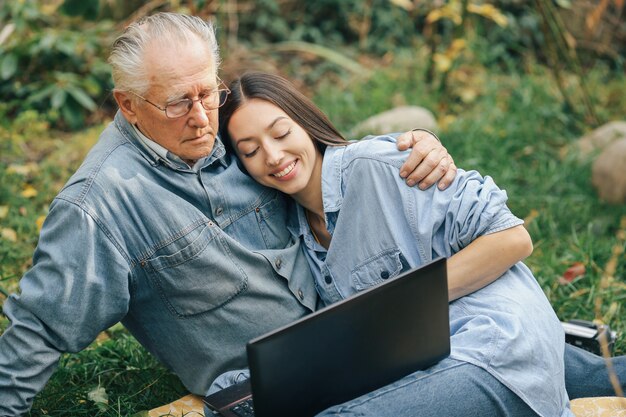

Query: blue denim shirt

[0,112,317,415]
[288,136,572,417]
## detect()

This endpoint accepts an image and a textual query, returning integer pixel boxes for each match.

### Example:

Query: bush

[0,0,115,130]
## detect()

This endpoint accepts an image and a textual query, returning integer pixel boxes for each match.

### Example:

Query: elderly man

[0,12,622,417]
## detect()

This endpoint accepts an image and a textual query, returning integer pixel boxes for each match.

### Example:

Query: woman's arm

[446,225,533,301]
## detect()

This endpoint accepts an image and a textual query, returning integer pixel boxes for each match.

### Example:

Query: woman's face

[227,99,322,199]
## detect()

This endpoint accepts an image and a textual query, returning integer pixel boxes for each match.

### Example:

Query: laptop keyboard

[229,398,255,417]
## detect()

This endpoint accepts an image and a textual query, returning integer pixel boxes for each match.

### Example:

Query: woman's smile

[271,160,298,179]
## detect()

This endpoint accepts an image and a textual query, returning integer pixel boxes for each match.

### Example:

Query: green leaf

[60,0,100,20]
[66,86,97,112]
[56,38,77,57]
[51,89,67,109]
[554,0,572,8]
[26,84,56,104]
[271,41,371,76]
[1,53,18,80]
[61,101,85,130]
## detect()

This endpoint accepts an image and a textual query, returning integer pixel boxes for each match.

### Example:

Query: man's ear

[113,90,138,124]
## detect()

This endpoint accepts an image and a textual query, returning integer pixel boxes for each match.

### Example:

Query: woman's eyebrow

[235,116,290,145]
[269,116,289,129]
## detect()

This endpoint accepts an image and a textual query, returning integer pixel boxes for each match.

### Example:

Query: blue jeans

[316,345,626,416]
[315,358,538,417]
[565,343,626,398]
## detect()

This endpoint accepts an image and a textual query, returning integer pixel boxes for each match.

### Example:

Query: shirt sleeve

[429,169,524,255]
[339,137,523,261]
[0,199,131,416]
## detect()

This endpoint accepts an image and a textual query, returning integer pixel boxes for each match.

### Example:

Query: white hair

[108,12,221,95]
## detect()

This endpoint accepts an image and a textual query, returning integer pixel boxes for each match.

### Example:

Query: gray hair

[109,12,221,95]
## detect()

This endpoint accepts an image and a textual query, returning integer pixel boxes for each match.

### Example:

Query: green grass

[1,59,625,415]
[30,331,187,416]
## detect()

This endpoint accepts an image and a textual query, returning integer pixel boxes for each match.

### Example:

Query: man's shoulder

[56,121,140,205]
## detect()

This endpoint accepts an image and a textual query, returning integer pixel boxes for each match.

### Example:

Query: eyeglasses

[129,83,231,119]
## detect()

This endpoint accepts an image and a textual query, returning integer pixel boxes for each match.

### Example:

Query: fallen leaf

[1,228,17,242]
[458,87,478,103]
[36,215,46,232]
[21,185,38,198]
[0,206,8,219]
[439,114,457,130]
[569,288,590,298]
[559,262,585,284]
[433,53,452,73]
[7,163,38,176]
[88,386,109,411]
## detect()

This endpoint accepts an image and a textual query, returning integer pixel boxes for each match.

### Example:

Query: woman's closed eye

[275,129,291,140]
[242,147,259,158]
[238,128,291,158]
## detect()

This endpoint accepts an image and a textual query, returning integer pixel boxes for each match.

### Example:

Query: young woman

[219,72,572,417]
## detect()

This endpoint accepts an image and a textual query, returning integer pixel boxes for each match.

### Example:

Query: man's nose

[188,100,210,127]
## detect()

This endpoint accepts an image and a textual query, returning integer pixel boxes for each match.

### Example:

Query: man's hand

[397,129,457,190]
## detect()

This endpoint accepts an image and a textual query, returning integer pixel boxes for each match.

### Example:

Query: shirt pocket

[254,191,291,248]
[142,220,248,317]
[351,248,409,292]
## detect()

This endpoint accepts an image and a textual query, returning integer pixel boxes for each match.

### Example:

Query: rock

[350,106,438,138]
[577,121,626,157]
[591,138,626,204]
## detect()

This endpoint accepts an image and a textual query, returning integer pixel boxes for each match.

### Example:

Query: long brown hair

[219,72,350,155]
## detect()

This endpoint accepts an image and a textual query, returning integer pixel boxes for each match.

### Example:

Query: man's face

[120,38,220,165]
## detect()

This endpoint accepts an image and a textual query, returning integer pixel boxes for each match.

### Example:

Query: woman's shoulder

[340,134,408,168]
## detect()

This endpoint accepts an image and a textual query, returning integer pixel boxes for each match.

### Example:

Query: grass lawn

[1,61,625,415]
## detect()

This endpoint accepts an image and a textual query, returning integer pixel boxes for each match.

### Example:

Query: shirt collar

[115,112,228,170]
[131,123,211,171]
[286,145,348,243]
[321,145,347,213]
[288,203,328,250]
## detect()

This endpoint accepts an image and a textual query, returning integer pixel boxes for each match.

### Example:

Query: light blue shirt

[0,112,317,415]
[288,135,572,417]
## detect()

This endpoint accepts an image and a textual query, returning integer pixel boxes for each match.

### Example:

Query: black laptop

[204,257,450,417]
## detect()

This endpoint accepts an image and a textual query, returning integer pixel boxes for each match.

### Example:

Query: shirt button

[298,289,304,300]
[255,207,260,213]
[324,275,332,284]
[380,270,390,279]
[275,258,283,269]
[215,207,224,216]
